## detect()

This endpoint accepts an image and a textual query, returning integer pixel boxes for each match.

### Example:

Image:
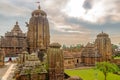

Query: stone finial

[16,21,18,25]
[36,2,41,9]
[49,43,61,48]
[38,5,41,9]
[102,31,103,33]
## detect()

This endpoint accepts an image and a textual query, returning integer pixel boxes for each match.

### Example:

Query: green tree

[112,44,118,51]
[96,61,119,80]
[77,44,82,51]
[76,44,81,48]
[62,44,66,49]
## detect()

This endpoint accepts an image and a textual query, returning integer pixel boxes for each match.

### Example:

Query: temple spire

[38,5,41,9]
[27,1,50,53]
[12,21,22,33]
[16,21,18,25]
[36,1,41,9]
[102,30,103,33]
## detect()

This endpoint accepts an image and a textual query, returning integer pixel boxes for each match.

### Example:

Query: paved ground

[0,63,10,79]
[0,62,16,80]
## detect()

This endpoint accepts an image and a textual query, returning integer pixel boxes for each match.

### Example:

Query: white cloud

[62,0,85,18]
[0,0,31,17]
[0,0,120,45]
[63,0,120,23]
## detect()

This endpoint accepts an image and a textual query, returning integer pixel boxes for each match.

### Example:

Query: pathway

[0,63,16,80]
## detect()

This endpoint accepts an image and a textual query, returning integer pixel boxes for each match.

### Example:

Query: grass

[65,69,120,80]
[114,56,120,59]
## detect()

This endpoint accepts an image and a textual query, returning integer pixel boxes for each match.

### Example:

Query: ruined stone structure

[15,51,47,80]
[27,5,50,53]
[95,32,112,61]
[15,43,64,80]
[47,43,64,80]
[0,22,27,56]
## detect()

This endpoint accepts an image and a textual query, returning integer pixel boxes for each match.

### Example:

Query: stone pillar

[19,51,28,64]
[0,49,5,67]
[47,43,64,80]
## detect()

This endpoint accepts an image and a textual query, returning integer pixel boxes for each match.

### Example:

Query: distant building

[81,43,101,66]
[0,22,27,56]
[64,32,112,67]
[80,32,112,66]
[64,51,75,69]
[73,52,82,67]
[64,51,82,69]
[95,32,112,61]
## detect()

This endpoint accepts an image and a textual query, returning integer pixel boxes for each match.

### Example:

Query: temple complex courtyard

[0,0,120,80]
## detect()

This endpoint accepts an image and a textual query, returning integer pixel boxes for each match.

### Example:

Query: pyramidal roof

[11,21,22,33]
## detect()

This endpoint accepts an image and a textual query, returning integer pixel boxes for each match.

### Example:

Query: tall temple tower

[95,32,112,61]
[27,5,50,53]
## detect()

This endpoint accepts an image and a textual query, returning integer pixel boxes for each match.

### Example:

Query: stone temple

[95,32,112,61]
[13,4,65,80]
[0,22,27,56]
[27,5,50,53]
[14,43,64,80]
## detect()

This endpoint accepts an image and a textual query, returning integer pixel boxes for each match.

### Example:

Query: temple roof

[49,43,61,48]
[72,53,81,58]
[64,51,81,58]
[11,21,22,33]
[81,43,102,58]
[97,32,109,37]
[32,5,47,16]
[64,51,74,59]
[86,42,94,48]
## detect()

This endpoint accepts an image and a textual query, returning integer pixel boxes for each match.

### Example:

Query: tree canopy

[96,61,119,80]
[62,44,83,52]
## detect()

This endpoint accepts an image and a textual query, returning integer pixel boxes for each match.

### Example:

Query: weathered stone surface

[15,51,47,80]
[47,43,64,80]
[0,22,27,56]
[27,5,50,53]
[0,49,5,66]
[95,32,112,61]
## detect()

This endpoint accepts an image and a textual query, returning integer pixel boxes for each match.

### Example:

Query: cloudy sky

[0,0,120,45]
